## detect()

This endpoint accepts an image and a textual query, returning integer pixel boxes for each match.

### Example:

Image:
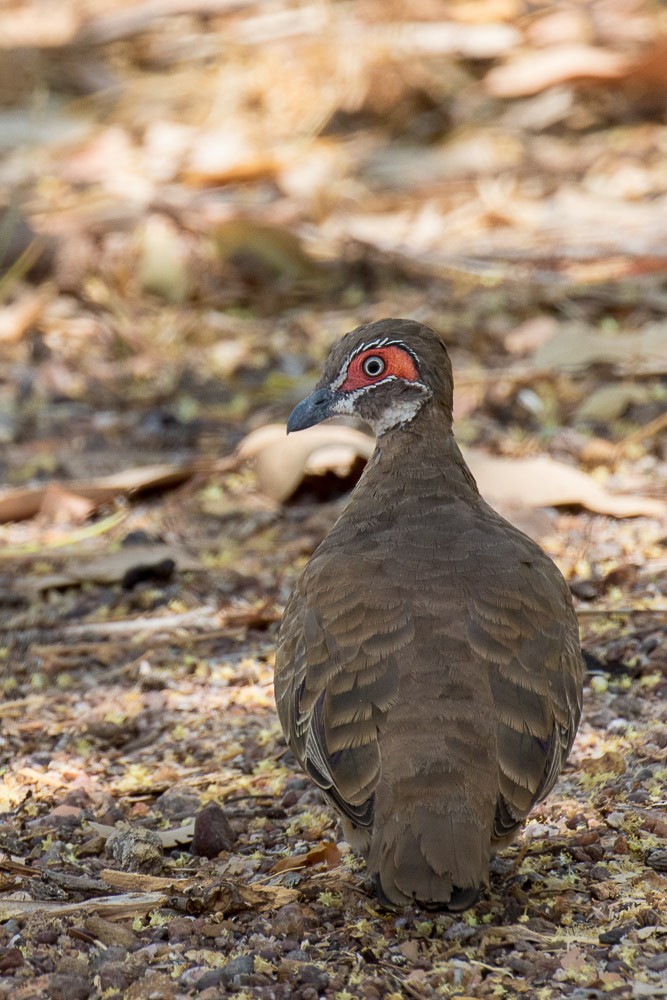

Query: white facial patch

[330,380,428,435]
[329,391,362,415]
[372,395,425,435]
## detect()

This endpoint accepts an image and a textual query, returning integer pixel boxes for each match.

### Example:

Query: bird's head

[287,318,454,437]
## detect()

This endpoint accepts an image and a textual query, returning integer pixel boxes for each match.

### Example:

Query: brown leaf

[244,884,300,911]
[580,752,627,777]
[0,289,49,343]
[184,133,278,187]
[37,484,96,525]
[465,449,666,519]
[238,423,374,503]
[272,841,342,874]
[0,464,194,523]
[504,316,559,356]
[164,879,299,916]
[485,44,631,98]
[622,38,667,93]
[575,384,651,424]
[100,869,191,893]
[533,325,667,374]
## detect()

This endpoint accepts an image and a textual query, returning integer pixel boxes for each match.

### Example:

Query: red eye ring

[339,344,420,392]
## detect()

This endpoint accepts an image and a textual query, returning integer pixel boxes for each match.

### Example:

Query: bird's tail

[368,800,491,909]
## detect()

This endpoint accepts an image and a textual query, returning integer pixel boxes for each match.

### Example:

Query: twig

[60,606,221,636]
[0,891,166,921]
[615,410,667,457]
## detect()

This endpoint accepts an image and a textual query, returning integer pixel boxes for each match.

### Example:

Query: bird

[274,318,584,910]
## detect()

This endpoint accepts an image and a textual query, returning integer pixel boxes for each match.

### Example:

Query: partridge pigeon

[275,319,584,909]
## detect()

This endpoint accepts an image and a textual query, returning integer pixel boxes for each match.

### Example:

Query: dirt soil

[0,0,666,997]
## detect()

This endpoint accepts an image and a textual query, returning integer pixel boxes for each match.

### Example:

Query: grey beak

[287,387,336,433]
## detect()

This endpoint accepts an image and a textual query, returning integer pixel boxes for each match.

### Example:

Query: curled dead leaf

[238,423,374,503]
[271,841,342,874]
[37,483,97,525]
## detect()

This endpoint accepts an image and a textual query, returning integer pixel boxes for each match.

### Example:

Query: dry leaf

[485,44,631,98]
[580,752,627,777]
[395,20,520,59]
[100,869,193,893]
[21,544,200,593]
[138,214,189,303]
[0,463,194,523]
[533,325,667,375]
[464,449,666,519]
[0,289,49,343]
[152,878,299,915]
[238,423,374,503]
[627,37,667,85]
[526,9,592,48]
[575,384,651,423]
[37,483,97,525]
[184,132,278,187]
[241,424,663,518]
[159,822,197,848]
[504,316,559,356]
[248,884,300,911]
[271,841,342,874]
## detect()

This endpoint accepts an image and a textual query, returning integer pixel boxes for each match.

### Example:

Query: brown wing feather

[275,547,410,826]
[466,549,584,842]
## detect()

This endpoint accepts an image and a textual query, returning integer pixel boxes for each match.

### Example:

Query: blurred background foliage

[0,0,666,487]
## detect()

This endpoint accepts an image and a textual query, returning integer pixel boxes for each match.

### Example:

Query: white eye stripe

[330,375,397,406]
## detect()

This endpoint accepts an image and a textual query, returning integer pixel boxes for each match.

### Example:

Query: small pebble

[646,848,667,873]
[220,954,255,986]
[194,968,227,991]
[44,973,91,1000]
[105,827,163,873]
[192,802,235,858]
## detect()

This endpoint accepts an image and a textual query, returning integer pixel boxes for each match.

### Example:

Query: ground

[0,1,666,997]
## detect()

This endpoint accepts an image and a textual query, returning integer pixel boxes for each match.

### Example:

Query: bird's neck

[363,406,480,502]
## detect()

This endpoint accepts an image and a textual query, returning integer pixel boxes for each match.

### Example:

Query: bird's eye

[362,355,385,378]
